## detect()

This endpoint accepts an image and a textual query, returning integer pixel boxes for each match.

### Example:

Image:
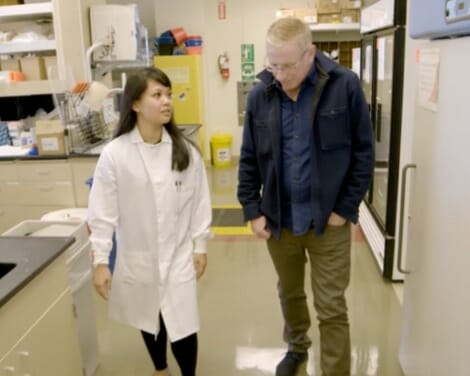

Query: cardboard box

[35,120,67,155]
[341,9,360,23]
[276,8,295,18]
[20,56,46,80]
[294,8,318,23]
[1,58,20,71]
[340,0,362,10]
[317,0,341,14]
[318,13,342,23]
[0,0,23,5]
[42,55,57,79]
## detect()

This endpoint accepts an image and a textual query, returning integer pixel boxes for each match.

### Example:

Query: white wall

[154,0,281,159]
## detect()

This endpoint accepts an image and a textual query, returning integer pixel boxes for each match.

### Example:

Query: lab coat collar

[129,125,172,145]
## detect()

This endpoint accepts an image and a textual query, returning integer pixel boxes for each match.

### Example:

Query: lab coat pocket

[118,251,154,284]
[175,179,194,215]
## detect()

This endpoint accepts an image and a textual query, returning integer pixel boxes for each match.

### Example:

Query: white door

[399,37,470,376]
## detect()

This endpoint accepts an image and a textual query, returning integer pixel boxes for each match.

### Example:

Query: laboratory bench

[0,123,200,233]
[0,153,99,233]
[0,236,74,307]
[0,236,84,375]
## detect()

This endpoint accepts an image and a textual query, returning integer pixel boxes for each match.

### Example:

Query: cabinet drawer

[18,182,75,206]
[0,289,83,376]
[0,162,18,181]
[0,181,20,205]
[0,205,24,234]
[16,161,72,182]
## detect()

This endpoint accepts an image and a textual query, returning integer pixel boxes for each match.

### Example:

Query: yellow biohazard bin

[210,133,232,167]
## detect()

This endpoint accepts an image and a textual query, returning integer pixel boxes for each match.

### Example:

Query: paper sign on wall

[417,47,440,112]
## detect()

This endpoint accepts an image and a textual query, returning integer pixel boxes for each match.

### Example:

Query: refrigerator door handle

[376,102,382,142]
[397,163,417,274]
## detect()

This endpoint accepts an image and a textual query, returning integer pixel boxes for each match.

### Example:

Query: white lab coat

[87,126,211,341]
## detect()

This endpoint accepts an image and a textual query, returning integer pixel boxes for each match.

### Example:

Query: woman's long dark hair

[115,67,197,172]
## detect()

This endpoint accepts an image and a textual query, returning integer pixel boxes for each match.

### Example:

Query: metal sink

[0,262,17,279]
[0,237,75,307]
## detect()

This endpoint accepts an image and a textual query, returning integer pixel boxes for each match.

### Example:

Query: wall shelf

[309,23,361,42]
[0,0,102,100]
[309,23,360,31]
[0,2,55,55]
[0,40,56,55]
[0,79,65,97]
[0,2,53,21]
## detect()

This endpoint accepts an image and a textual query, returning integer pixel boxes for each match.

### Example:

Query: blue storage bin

[184,39,202,47]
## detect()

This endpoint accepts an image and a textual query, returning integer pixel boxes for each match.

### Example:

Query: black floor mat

[212,208,245,227]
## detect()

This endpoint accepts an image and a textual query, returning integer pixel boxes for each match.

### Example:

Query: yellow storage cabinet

[154,55,205,155]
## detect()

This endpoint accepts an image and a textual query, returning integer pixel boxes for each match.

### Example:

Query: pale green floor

[93,163,404,376]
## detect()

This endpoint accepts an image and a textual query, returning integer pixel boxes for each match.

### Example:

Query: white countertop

[0,145,30,157]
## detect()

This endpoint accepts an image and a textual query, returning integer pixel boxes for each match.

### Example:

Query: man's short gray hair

[266,17,313,50]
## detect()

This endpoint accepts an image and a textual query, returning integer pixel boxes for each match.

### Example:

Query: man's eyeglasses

[265,49,308,74]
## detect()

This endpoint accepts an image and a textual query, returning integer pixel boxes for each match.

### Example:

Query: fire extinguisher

[218,52,230,79]
[218,0,226,20]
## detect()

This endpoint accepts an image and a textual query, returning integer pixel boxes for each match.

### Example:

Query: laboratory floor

[93,163,404,376]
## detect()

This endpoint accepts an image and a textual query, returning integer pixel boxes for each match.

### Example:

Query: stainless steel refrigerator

[359,0,407,280]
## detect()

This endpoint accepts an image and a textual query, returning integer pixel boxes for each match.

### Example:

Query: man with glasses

[237,17,374,376]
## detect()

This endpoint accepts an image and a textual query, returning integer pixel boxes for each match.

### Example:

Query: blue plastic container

[156,36,175,44]
[184,39,202,47]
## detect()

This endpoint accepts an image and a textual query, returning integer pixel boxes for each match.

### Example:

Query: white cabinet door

[0,254,84,376]
[0,290,83,376]
[70,158,98,207]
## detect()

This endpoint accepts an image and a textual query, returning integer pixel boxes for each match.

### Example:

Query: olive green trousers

[267,224,351,376]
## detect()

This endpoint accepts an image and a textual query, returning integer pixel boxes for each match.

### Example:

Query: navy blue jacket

[237,51,374,238]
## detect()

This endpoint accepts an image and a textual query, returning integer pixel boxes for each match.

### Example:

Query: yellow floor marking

[210,205,252,235]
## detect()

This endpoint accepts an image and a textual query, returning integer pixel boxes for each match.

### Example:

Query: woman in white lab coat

[87,67,212,376]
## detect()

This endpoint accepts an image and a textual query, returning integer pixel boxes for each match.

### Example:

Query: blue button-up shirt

[277,65,317,235]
